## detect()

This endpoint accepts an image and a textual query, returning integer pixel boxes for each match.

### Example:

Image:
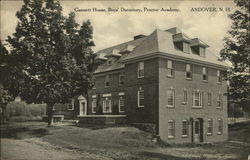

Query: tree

[5,0,97,125]
[0,42,14,123]
[220,0,250,114]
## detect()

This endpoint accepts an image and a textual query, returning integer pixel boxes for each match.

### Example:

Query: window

[202,67,207,81]
[207,119,213,135]
[200,47,205,57]
[183,89,187,104]
[194,120,199,134]
[208,92,212,105]
[182,120,188,137]
[167,89,175,107]
[68,99,74,110]
[167,60,174,77]
[105,75,110,87]
[138,89,144,107]
[119,96,125,112]
[186,64,192,79]
[138,62,144,78]
[168,120,175,138]
[218,119,223,134]
[103,98,112,113]
[119,72,124,86]
[217,70,222,83]
[217,94,222,108]
[183,42,190,53]
[192,91,203,108]
[92,98,97,113]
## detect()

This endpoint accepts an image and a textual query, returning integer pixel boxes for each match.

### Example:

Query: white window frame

[202,67,208,81]
[186,64,192,79]
[168,120,175,138]
[182,120,188,137]
[207,119,213,135]
[103,98,112,113]
[92,98,97,113]
[217,70,222,83]
[167,89,175,108]
[105,75,110,87]
[218,119,223,134]
[167,60,174,77]
[138,62,144,78]
[138,89,144,108]
[208,92,212,105]
[68,99,74,110]
[119,72,124,86]
[183,89,187,104]
[119,96,125,113]
[192,90,203,108]
[217,94,222,109]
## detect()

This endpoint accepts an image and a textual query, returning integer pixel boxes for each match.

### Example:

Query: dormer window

[183,42,190,53]
[173,33,191,54]
[190,38,209,57]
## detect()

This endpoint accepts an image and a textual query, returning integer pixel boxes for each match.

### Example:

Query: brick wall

[158,57,228,143]
[124,58,159,126]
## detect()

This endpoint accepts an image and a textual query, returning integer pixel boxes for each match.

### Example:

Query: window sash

[186,64,192,79]
[217,94,222,108]
[167,60,174,77]
[207,119,213,134]
[103,99,112,113]
[168,121,175,138]
[218,119,223,134]
[119,96,125,112]
[167,89,174,107]
[105,75,110,87]
[202,67,207,81]
[183,42,190,53]
[138,62,144,78]
[138,90,144,107]
[182,121,188,136]
[119,73,124,85]
[217,70,222,82]
[68,99,74,110]
[208,92,212,105]
[92,99,97,113]
[192,91,202,107]
[183,90,187,103]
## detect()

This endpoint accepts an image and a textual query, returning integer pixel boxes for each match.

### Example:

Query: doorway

[194,118,203,143]
[78,95,87,116]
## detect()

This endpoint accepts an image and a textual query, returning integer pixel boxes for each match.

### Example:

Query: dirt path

[1,138,110,160]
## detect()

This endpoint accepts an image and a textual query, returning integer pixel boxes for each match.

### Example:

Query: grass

[1,121,250,160]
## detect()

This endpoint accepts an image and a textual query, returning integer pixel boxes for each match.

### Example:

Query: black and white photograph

[0,0,249,160]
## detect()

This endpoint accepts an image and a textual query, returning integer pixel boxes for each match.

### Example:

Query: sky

[0,0,236,55]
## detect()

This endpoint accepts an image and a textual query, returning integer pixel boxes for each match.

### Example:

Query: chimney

[134,34,146,40]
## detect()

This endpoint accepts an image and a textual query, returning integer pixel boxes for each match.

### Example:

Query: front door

[194,119,203,142]
[80,101,86,116]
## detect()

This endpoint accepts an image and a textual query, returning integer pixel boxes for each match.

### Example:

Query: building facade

[52,27,228,143]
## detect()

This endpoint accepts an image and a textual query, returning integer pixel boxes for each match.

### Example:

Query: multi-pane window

[119,72,124,86]
[103,98,112,113]
[119,96,125,112]
[208,92,212,105]
[217,70,222,83]
[138,89,144,107]
[168,120,175,138]
[138,62,144,78]
[217,94,222,108]
[207,119,213,135]
[68,99,74,110]
[183,89,187,104]
[186,64,192,79]
[183,42,190,53]
[202,67,207,81]
[182,120,188,137]
[218,119,223,134]
[167,89,175,107]
[192,91,203,108]
[92,98,97,113]
[105,75,110,87]
[167,60,174,77]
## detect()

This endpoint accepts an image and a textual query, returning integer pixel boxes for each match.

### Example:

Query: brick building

[51,27,228,143]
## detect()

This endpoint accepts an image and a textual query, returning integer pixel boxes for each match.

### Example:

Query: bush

[6,102,46,122]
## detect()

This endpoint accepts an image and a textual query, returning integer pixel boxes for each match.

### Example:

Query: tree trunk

[47,103,54,126]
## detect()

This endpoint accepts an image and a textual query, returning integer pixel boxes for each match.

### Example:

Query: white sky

[1,0,236,55]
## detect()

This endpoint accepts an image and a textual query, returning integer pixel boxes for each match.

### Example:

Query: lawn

[1,121,250,160]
